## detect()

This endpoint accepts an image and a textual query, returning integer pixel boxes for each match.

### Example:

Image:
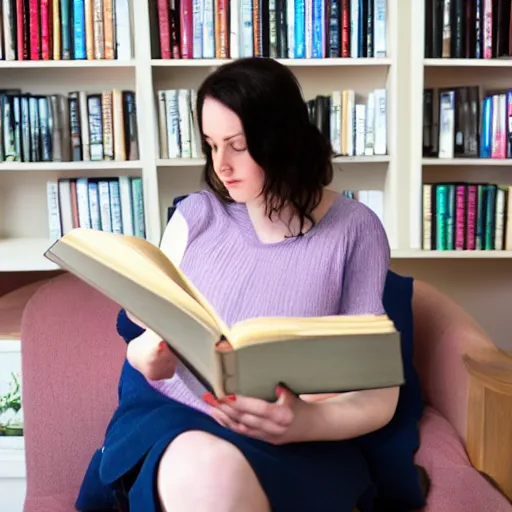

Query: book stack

[0,0,132,61]
[157,88,202,159]
[307,89,387,157]
[424,86,512,159]
[158,88,387,159]
[150,0,387,59]
[0,89,138,163]
[46,176,145,242]
[422,182,512,251]
[425,1,512,59]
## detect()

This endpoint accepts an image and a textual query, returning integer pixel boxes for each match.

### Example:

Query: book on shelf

[423,86,512,159]
[158,87,387,159]
[43,226,404,400]
[46,176,145,242]
[0,89,138,163]
[307,89,387,157]
[0,0,132,61]
[425,0,512,59]
[422,182,512,251]
[149,0,387,60]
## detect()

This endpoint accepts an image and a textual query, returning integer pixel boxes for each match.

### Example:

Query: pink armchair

[13,272,512,511]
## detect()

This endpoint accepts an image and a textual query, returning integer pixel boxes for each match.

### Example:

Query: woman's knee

[157,431,269,511]
[159,430,247,479]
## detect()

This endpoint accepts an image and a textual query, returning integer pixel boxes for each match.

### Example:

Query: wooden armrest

[464,348,512,502]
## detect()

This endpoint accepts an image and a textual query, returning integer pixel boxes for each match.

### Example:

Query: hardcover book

[44,228,405,400]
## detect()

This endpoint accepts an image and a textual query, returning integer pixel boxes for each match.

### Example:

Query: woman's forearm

[296,386,399,442]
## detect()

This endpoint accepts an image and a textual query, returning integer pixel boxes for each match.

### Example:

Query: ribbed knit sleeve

[338,205,390,315]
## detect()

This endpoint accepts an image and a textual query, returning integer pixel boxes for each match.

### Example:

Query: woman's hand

[202,386,312,445]
[126,329,177,380]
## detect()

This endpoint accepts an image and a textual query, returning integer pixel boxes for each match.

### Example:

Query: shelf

[392,250,512,259]
[424,58,512,68]
[157,156,391,167]
[151,57,392,68]
[333,156,390,164]
[158,158,206,167]
[422,158,512,167]
[0,59,136,69]
[0,161,142,172]
[0,238,57,271]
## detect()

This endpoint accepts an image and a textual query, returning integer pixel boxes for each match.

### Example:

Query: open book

[44,228,404,400]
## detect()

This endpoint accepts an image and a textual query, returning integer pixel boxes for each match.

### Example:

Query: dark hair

[196,57,334,234]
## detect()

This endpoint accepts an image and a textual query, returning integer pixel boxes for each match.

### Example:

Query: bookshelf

[1,0,401,272]
[408,0,512,258]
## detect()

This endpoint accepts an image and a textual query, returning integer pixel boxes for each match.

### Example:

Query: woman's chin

[227,189,252,203]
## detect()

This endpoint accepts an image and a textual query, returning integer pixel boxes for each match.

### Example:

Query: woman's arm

[299,205,398,440]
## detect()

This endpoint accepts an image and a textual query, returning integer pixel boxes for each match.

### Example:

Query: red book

[341,0,349,57]
[16,0,26,59]
[157,0,171,59]
[29,0,40,60]
[466,185,477,250]
[41,0,51,60]
[180,0,193,58]
[455,185,466,250]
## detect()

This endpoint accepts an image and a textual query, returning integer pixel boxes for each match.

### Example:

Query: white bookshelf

[407,0,512,257]
[0,0,402,272]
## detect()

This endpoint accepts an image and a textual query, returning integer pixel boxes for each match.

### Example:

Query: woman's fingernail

[157,341,167,352]
[202,392,219,406]
[223,394,236,402]
[275,385,285,398]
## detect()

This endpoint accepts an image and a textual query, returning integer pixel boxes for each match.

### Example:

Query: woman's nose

[214,147,231,174]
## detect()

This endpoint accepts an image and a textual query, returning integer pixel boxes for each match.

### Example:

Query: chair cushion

[0,278,52,338]
[356,270,426,511]
[415,406,512,512]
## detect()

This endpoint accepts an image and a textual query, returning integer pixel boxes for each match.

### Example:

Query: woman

[100,57,398,512]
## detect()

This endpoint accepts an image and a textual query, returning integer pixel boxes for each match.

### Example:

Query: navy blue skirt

[97,361,376,512]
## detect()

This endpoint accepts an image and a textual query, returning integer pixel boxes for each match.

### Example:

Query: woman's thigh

[157,430,270,512]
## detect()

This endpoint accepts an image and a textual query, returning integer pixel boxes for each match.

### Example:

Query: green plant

[0,373,22,413]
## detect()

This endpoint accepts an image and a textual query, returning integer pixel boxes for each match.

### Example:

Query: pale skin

[126,97,399,512]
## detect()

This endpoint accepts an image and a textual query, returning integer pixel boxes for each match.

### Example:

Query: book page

[228,314,396,348]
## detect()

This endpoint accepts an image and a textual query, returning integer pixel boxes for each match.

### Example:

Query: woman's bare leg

[157,431,271,512]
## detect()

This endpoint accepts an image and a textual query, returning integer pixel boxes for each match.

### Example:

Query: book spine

[108,179,123,233]
[73,0,87,59]
[47,181,63,241]
[98,180,113,232]
[53,0,62,59]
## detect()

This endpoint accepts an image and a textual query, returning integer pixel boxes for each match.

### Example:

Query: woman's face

[201,97,265,204]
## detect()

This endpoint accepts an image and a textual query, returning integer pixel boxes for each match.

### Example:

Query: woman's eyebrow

[204,132,244,141]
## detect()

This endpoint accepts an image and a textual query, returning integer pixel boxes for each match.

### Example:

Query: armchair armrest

[464,348,512,502]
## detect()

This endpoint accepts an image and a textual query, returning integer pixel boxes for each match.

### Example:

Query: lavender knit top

[148,190,390,413]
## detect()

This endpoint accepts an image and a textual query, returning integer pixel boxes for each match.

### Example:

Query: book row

[422,182,512,251]
[157,87,388,159]
[308,89,387,157]
[0,89,138,163]
[423,86,512,160]
[425,0,512,59]
[0,0,132,61]
[46,176,145,242]
[150,0,387,60]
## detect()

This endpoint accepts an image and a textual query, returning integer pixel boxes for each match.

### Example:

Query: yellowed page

[228,314,396,348]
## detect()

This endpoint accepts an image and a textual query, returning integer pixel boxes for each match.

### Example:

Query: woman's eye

[232,144,246,152]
